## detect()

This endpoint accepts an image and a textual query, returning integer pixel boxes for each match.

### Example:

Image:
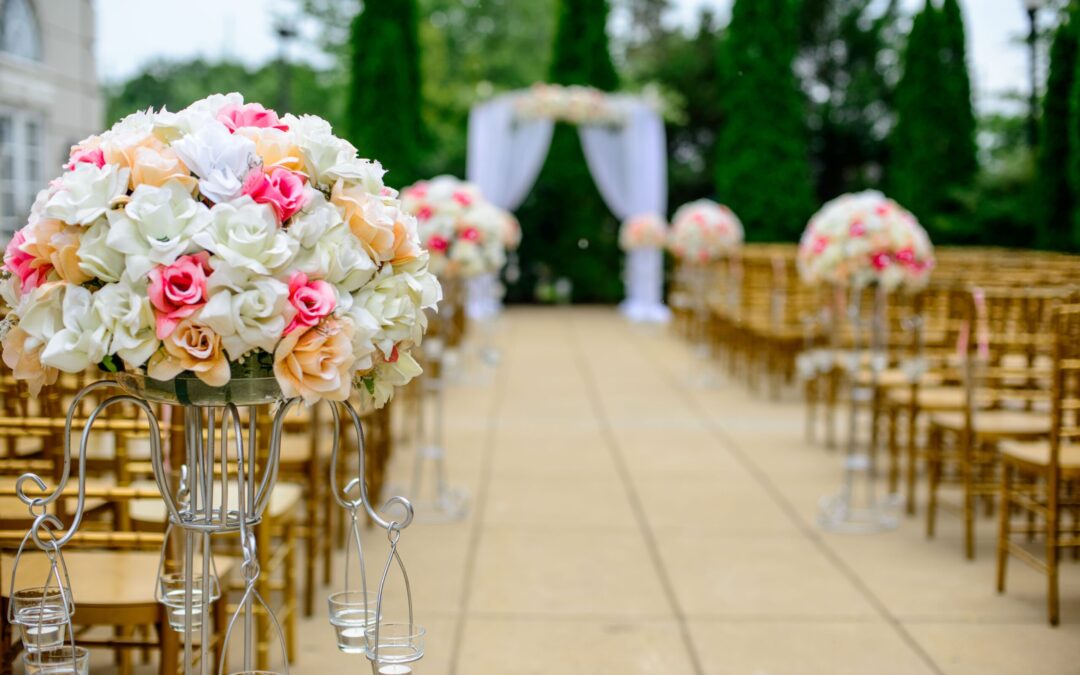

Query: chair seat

[930,410,1051,439]
[856,368,944,389]
[127,481,305,525]
[999,440,1080,473]
[887,386,989,410]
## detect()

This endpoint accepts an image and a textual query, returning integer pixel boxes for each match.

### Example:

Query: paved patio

[299,307,1080,675]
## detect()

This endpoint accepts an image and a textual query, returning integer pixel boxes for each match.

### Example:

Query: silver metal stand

[9,378,427,675]
[819,283,902,534]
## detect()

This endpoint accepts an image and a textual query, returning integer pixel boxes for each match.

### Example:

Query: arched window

[0,0,43,62]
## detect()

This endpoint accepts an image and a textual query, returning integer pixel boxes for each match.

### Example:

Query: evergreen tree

[715,0,814,241]
[514,0,621,303]
[889,0,978,241]
[1041,4,1078,249]
[345,0,424,187]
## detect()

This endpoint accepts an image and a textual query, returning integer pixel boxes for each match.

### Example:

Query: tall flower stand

[620,248,671,323]
[818,283,902,533]
[7,376,426,675]
[464,272,504,369]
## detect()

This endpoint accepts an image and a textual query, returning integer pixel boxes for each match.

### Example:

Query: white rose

[293,223,376,293]
[44,163,129,225]
[155,93,245,137]
[365,351,423,408]
[172,121,257,203]
[354,256,441,359]
[280,113,358,186]
[17,283,65,346]
[194,197,297,275]
[287,192,342,248]
[93,278,158,368]
[100,109,155,146]
[77,218,125,283]
[342,299,381,372]
[324,157,386,191]
[105,180,212,280]
[41,285,109,372]
[200,265,293,360]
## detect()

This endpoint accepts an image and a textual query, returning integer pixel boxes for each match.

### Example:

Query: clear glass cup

[159,573,220,632]
[11,587,74,653]
[365,622,425,665]
[22,645,89,675]
[327,591,379,654]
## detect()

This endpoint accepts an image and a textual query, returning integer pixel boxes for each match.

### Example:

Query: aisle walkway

[301,308,1080,675]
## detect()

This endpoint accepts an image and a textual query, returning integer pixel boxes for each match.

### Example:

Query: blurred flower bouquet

[400,176,509,279]
[797,190,934,291]
[0,93,441,406]
[668,200,744,263]
[513,83,625,126]
[618,213,668,251]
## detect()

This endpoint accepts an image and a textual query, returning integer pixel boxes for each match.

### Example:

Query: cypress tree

[346,0,424,187]
[889,0,977,241]
[1041,5,1078,249]
[715,0,814,241]
[515,0,622,303]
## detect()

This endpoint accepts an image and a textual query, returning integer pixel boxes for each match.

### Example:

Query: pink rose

[416,205,433,221]
[242,167,310,223]
[427,235,449,252]
[285,271,336,335]
[812,235,829,254]
[452,190,472,207]
[895,247,916,266]
[460,227,480,242]
[870,251,892,271]
[4,230,50,293]
[849,220,865,237]
[65,147,105,171]
[148,253,211,339]
[217,103,288,133]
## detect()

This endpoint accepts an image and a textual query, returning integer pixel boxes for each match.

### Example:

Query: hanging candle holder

[365,523,425,674]
[7,519,77,658]
[327,477,378,654]
[154,521,222,633]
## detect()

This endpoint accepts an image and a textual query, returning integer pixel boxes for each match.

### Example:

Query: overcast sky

[96,0,1039,110]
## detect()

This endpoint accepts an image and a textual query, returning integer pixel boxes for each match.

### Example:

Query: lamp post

[1023,0,1045,147]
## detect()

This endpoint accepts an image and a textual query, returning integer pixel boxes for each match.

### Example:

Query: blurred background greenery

[104,0,1078,302]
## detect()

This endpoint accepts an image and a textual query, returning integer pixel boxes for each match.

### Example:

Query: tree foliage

[1039,3,1078,249]
[346,0,425,186]
[889,0,977,241]
[715,0,814,241]
[513,0,622,303]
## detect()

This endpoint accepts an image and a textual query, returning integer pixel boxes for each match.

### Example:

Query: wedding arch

[465,84,670,321]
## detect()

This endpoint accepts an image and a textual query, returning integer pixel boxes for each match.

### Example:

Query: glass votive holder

[327,591,379,654]
[22,645,89,675]
[11,587,74,653]
[365,622,425,666]
[159,573,220,632]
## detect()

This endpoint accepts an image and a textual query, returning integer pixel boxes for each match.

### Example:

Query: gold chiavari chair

[925,287,1062,559]
[996,303,1080,626]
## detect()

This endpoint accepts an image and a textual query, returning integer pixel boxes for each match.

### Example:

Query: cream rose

[194,197,297,275]
[273,317,355,404]
[41,285,109,372]
[93,279,158,368]
[77,218,125,283]
[44,163,129,226]
[200,264,294,360]
[105,180,211,280]
[147,318,230,386]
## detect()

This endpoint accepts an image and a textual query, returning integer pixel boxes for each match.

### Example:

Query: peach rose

[147,318,230,387]
[330,179,396,262]
[130,144,197,191]
[23,219,90,285]
[103,134,165,172]
[2,326,59,396]
[273,317,354,404]
[237,127,305,174]
[391,214,421,264]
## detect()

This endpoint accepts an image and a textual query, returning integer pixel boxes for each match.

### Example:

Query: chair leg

[1047,479,1060,626]
[996,463,1011,593]
[158,609,179,675]
[285,521,297,663]
[906,405,921,516]
[962,436,977,560]
[926,425,941,539]
[887,403,899,493]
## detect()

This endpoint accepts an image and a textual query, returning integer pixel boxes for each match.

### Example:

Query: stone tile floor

[295,307,1080,674]
[55,307,1079,674]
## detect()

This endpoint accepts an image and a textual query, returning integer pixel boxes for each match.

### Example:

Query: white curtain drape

[466,95,554,211]
[579,102,669,322]
[465,94,670,322]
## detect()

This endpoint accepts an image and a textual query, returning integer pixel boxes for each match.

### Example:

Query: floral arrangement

[0,93,441,406]
[400,176,508,279]
[501,212,522,252]
[513,83,625,126]
[668,200,744,263]
[618,213,668,251]
[797,190,934,290]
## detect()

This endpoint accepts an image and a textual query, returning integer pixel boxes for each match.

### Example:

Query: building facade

[0,0,101,243]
